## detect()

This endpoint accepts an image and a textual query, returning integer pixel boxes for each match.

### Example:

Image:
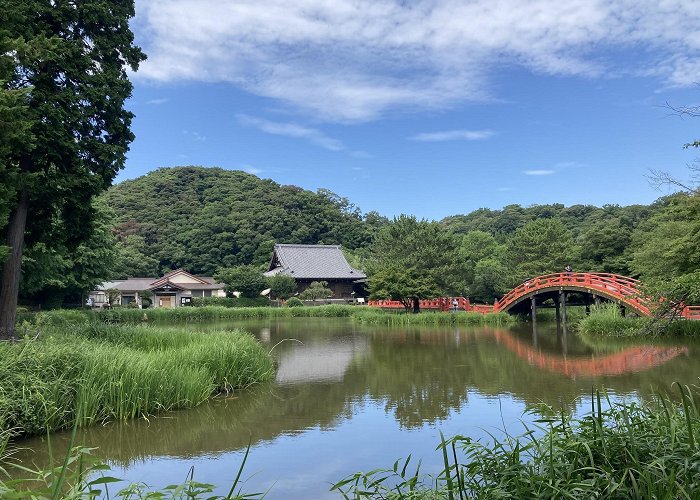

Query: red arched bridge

[369,272,700,320]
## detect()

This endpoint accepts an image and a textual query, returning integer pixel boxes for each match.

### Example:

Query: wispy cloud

[524,169,555,176]
[236,114,345,151]
[242,165,263,175]
[146,98,168,105]
[497,187,513,191]
[134,0,700,122]
[410,129,495,142]
[182,130,206,142]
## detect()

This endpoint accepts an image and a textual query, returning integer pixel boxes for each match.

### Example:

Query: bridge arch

[494,273,651,316]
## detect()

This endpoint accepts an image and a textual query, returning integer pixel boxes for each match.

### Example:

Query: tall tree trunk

[0,189,29,340]
[412,297,420,314]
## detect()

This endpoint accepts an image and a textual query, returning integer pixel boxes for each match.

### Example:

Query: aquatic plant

[332,386,700,498]
[0,324,273,437]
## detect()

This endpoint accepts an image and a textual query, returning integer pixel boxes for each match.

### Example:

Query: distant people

[452,298,458,312]
[564,265,573,273]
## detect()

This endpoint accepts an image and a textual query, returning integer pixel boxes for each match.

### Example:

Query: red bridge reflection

[493,330,688,378]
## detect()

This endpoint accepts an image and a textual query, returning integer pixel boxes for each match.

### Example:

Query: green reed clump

[0,324,273,438]
[578,303,643,337]
[94,304,359,324]
[333,385,700,499]
[579,303,700,338]
[351,309,515,326]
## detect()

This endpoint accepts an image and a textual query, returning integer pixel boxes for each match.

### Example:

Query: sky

[123,0,700,220]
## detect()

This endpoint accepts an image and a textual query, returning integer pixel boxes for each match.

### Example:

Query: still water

[14,318,700,498]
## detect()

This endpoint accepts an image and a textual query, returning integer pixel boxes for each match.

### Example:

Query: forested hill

[103,166,386,277]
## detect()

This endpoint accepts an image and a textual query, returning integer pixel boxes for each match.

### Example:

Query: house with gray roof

[89,269,226,308]
[264,244,367,299]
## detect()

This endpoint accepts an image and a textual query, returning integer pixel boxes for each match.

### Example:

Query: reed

[579,303,700,337]
[351,309,515,326]
[332,386,700,498]
[0,324,273,438]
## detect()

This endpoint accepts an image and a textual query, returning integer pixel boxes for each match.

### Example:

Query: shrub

[286,297,304,308]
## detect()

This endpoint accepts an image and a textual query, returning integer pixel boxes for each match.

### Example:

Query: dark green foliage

[19,198,118,307]
[215,264,267,298]
[267,274,297,300]
[367,215,464,310]
[298,280,333,301]
[630,193,700,281]
[507,218,575,281]
[0,0,144,336]
[285,297,304,307]
[104,167,379,276]
[191,296,269,308]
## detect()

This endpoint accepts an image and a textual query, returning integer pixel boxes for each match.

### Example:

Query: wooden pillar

[531,295,537,322]
[585,294,591,315]
[620,303,626,317]
[594,295,601,307]
[555,298,561,322]
[559,290,567,324]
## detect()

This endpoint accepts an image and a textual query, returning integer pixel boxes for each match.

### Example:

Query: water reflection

[10,319,700,498]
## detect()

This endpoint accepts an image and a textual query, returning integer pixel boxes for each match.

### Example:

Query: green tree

[470,258,511,304]
[0,1,145,338]
[20,199,118,308]
[298,281,333,302]
[506,218,576,282]
[629,194,700,281]
[369,266,440,312]
[215,265,267,298]
[267,274,297,300]
[114,235,160,278]
[367,215,463,312]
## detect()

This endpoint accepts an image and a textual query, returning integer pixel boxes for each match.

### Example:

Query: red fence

[368,272,699,320]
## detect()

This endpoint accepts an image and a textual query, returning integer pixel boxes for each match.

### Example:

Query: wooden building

[264,244,366,299]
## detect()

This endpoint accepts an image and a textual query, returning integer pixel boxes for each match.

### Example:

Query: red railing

[368,272,699,320]
[494,272,651,316]
[683,306,700,320]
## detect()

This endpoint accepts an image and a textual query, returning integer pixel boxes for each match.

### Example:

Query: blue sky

[124,0,700,220]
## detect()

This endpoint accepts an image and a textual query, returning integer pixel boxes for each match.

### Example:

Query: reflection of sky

[107,393,533,499]
[275,338,368,385]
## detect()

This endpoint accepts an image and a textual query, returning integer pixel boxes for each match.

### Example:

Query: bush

[285,297,304,307]
[191,296,270,308]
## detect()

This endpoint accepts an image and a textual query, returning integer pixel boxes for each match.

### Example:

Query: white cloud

[524,169,556,176]
[146,98,168,105]
[242,165,263,175]
[236,114,345,151]
[182,130,206,142]
[410,129,495,142]
[497,187,512,191]
[134,0,700,122]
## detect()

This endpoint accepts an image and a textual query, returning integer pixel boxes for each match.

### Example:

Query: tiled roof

[264,244,366,280]
[95,274,224,292]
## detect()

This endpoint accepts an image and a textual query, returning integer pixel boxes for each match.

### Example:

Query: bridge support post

[559,290,567,324]
[555,299,561,322]
[594,295,601,307]
[619,303,626,317]
[531,296,537,322]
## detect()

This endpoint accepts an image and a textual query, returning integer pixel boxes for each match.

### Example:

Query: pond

[13,318,700,498]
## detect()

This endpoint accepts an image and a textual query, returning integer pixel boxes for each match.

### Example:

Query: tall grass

[579,303,700,337]
[333,385,700,498]
[31,305,514,327]
[351,309,515,326]
[0,323,273,438]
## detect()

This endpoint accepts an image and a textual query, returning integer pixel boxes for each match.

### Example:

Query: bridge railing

[683,306,700,320]
[494,272,650,314]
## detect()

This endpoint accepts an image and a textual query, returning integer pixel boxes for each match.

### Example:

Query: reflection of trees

[12,319,700,472]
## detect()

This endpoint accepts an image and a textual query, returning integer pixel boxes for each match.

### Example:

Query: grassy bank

[351,308,515,326]
[31,305,515,326]
[333,386,700,498]
[578,303,700,337]
[0,322,273,438]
